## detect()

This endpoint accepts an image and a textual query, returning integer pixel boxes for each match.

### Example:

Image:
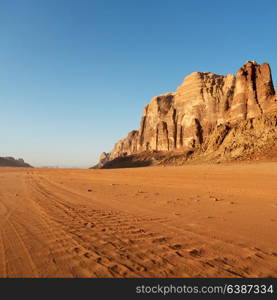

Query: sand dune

[0,163,276,277]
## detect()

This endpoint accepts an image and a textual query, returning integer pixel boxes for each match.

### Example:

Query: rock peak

[244,60,258,65]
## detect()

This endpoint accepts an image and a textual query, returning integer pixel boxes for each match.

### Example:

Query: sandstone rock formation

[91,152,110,169]
[95,61,276,168]
[0,157,33,167]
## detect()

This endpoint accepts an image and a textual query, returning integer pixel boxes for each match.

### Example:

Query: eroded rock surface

[96,61,276,167]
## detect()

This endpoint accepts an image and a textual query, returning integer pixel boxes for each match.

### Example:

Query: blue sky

[0,0,276,167]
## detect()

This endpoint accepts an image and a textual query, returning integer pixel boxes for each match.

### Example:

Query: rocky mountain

[0,157,33,167]
[94,61,276,168]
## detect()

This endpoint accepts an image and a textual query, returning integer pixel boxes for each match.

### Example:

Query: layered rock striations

[96,61,276,167]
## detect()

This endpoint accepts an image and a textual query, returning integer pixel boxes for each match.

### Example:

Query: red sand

[0,163,276,277]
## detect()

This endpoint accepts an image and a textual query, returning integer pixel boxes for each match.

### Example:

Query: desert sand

[0,163,276,278]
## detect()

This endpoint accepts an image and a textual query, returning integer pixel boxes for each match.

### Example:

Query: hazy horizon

[1,0,276,168]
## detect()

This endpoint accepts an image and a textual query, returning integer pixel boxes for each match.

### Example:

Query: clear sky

[0,0,276,168]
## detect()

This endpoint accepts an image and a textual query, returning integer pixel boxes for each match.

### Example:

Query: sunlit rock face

[230,61,275,121]
[107,61,276,160]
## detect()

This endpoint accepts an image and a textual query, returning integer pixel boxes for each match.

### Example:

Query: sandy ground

[0,163,276,278]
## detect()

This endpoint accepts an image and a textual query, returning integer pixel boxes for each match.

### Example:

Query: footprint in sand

[188,249,203,257]
[73,247,81,254]
[169,244,183,250]
[84,252,92,259]
[152,237,170,244]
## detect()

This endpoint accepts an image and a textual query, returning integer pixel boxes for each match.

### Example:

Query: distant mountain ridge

[0,157,33,167]
[93,61,277,168]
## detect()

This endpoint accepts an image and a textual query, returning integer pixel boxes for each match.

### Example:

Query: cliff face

[97,61,276,167]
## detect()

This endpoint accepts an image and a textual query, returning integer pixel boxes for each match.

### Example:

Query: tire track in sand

[26,172,277,278]
[0,230,6,277]
[1,169,276,277]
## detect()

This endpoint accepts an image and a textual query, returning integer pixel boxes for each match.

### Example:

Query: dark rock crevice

[250,64,263,115]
